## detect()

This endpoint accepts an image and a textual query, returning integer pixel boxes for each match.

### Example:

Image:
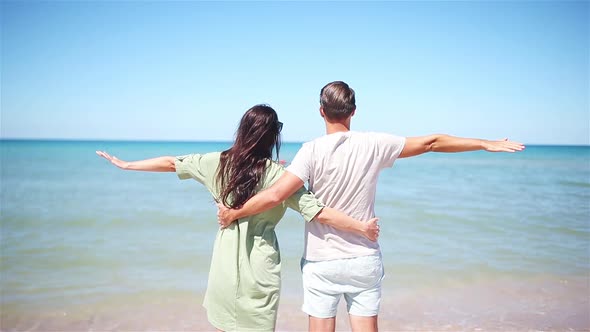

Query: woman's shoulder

[179,151,222,158]
[191,151,222,161]
[203,151,223,159]
[266,159,286,171]
[176,152,222,170]
[261,160,286,184]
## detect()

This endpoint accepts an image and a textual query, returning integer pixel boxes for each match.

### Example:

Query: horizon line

[0,137,307,145]
[0,137,589,147]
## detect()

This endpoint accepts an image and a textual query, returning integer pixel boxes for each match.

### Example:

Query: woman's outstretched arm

[96,151,176,172]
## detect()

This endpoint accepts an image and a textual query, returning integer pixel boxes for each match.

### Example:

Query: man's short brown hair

[320,81,356,120]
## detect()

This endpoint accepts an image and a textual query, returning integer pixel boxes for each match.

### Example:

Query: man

[217,81,524,332]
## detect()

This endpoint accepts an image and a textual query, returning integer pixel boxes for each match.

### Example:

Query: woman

[96,104,378,332]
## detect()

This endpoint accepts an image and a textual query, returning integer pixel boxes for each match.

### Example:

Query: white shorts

[300,254,384,318]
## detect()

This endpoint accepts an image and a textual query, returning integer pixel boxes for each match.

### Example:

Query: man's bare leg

[309,315,336,332]
[349,314,378,332]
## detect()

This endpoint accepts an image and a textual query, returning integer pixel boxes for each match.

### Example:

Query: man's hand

[483,138,525,152]
[217,203,235,229]
[363,218,380,242]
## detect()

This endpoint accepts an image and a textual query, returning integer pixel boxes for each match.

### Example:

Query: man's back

[287,131,405,261]
[215,80,524,332]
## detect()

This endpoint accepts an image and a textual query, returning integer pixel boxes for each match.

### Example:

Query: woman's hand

[96,151,129,169]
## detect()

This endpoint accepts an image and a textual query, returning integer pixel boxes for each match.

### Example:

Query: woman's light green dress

[175,152,324,332]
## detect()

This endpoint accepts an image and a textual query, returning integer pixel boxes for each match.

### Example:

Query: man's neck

[325,121,350,135]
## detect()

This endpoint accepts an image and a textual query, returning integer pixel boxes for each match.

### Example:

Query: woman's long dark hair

[216,104,282,208]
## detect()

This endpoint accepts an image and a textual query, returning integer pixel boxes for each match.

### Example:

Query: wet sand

[2,275,588,331]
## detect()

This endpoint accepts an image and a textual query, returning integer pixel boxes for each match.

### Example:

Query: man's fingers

[218,219,227,229]
[495,140,525,152]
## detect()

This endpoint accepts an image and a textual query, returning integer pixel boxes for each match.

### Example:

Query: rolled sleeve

[376,134,406,168]
[175,154,207,184]
[285,186,325,222]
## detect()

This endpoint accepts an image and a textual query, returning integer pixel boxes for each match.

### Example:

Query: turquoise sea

[1,140,589,331]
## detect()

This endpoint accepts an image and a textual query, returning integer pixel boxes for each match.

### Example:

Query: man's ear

[351,109,356,117]
[319,107,326,118]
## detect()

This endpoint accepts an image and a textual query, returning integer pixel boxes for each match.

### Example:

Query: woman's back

[175,151,322,331]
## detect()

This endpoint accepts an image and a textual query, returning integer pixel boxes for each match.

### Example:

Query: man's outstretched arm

[399,135,524,158]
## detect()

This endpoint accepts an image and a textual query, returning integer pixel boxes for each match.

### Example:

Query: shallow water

[1,140,589,331]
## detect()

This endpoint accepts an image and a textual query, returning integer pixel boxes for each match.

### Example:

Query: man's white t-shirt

[287,131,406,261]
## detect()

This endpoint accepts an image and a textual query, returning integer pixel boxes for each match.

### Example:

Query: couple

[97,81,524,332]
